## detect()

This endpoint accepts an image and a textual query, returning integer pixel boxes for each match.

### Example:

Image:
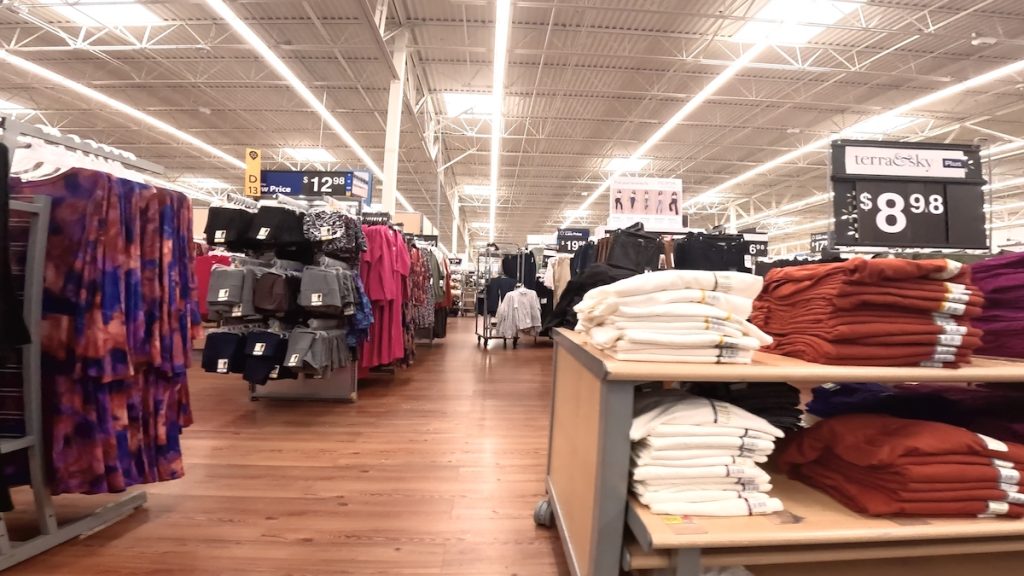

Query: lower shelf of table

[628,476,1024,552]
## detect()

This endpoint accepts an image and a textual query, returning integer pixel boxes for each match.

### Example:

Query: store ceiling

[2,0,1024,251]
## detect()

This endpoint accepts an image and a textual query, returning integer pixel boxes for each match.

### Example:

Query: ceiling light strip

[562,39,772,228]
[688,57,1024,217]
[0,49,244,169]
[490,0,512,243]
[203,0,414,212]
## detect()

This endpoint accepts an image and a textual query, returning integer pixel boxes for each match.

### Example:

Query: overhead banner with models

[608,176,685,232]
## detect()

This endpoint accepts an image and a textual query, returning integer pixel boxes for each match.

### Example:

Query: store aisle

[5,317,567,575]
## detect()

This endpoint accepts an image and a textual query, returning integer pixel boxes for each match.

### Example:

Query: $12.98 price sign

[301,172,350,195]
[854,181,949,247]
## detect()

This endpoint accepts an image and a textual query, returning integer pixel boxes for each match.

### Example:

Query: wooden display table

[538,328,1024,576]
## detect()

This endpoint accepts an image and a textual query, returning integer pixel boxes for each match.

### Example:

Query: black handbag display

[605,223,662,273]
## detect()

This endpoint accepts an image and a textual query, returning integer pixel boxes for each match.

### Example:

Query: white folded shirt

[609,320,745,338]
[646,424,779,440]
[631,463,771,482]
[647,497,783,516]
[636,490,771,505]
[590,326,762,351]
[579,289,754,325]
[632,481,773,495]
[577,270,764,305]
[643,436,775,453]
[632,446,770,465]
[607,351,756,364]
[631,455,760,469]
[635,477,773,489]
[630,394,784,441]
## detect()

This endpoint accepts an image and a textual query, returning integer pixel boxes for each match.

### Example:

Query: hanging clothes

[409,246,435,329]
[494,286,542,338]
[10,168,197,495]
[359,225,410,369]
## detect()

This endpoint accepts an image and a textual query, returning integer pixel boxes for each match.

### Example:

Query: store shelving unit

[538,328,1024,576]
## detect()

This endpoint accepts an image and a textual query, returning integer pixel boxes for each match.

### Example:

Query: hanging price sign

[809,231,832,253]
[557,228,590,253]
[830,140,987,250]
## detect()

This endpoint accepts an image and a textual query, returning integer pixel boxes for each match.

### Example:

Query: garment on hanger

[494,286,542,338]
[10,168,197,495]
[0,144,30,354]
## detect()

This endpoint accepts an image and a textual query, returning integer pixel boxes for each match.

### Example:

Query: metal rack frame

[474,245,524,349]
[0,117,152,570]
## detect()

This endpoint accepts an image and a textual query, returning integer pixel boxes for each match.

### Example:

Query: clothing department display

[778,414,1024,518]
[969,251,1024,358]
[574,270,773,364]
[673,233,751,273]
[543,264,637,331]
[751,258,984,367]
[630,393,785,516]
[9,168,198,495]
[360,224,411,368]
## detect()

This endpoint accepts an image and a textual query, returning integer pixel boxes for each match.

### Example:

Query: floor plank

[3,318,568,575]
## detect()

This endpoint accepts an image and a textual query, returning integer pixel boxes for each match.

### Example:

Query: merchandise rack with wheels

[537,328,1024,576]
[474,244,523,349]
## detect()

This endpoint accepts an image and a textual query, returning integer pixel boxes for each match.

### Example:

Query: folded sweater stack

[751,258,985,367]
[970,251,1024,359]
[778,413,1024,518]
[630,394,785,516]
[574,270,773,363]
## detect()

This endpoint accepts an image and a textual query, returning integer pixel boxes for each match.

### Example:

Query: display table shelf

[539,328,1024,576]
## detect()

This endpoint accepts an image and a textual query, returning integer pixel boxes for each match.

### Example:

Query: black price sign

[557,228,590,253]
[301,172,350,195]
[809,231,832,253]
[742,234,768,258]
[831,140,987,250]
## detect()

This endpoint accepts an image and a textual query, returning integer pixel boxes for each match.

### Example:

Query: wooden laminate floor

[4,317,569,575]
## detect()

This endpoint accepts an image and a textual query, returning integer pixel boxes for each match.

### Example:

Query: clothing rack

[474,245,524,349]
[0,117,154,570]
[268,193,308,211]
[216,194,259,211]
[362,210,392,226]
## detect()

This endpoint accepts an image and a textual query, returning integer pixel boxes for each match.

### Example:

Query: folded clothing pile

[630,394,785,516]
[807,382,1024,445]
[689,381,803,432]
[751,258,984,367]
[201,324,352,383]
[573,270,773,363]
[970,251,1024,358]
[778,413,1024,517]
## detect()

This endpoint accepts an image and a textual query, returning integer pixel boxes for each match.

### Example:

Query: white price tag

[311,293,323,306]
[217,288,230,301]
[941,325,968,335]
[744,255,753,269]
[214,230,227,243]
[1001,482,1020,493]
[231,304,243,317]
[993,458,1014,469]
[252,343,266,356]
[257,227,271,240]
[979,434,1009,452]
[216,359,228,373]
[320,226,334,240]
[269,365,280,379]
[986,500,1011,516]
[939,301,966,316]
[945,292,970,304]
[937,334,963,347]
[287,353,301,366]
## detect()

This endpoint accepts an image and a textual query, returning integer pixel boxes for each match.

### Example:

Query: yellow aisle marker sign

[244,148,262,197]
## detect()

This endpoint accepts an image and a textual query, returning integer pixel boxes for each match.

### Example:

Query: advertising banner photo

[608,176,685,232]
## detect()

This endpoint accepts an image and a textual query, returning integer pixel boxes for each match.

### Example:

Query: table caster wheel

[534,499,553,527]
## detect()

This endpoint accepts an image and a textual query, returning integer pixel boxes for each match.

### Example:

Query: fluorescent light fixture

[0,49,244,169]
[462,185,495,196]
[563,38,774,227]
[985,176,1024,191]
[204,0,415,213]
[490,0,512,243]
[846,115,921,136]
[603,157,650,172]
[0,98,32,113]
[731,0,860,45]
[767,217,834,236]
[179,177,232,189]
[41,0,164,27]
[443,93,496,118]
[283,147,337,163]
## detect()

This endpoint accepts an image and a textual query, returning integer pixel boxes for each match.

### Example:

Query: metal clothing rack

[474,244,524,349]
[0,117,151,570]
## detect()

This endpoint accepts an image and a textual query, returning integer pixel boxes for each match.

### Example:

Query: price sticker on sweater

[252,343,266,356]
[320,226,336,240]
[257,227,271,240]
[287,353,300,366]
[231,304,243,317]
[214,230,227,243]
[311,293,323,306]
[217,288,230,301]
[216,359,229,373]
[269,365,280,379]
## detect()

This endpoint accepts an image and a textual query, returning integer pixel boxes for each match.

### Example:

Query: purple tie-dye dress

[10,168,196,495]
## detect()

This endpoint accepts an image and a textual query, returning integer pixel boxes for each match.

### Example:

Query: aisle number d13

[244,148,262,197]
